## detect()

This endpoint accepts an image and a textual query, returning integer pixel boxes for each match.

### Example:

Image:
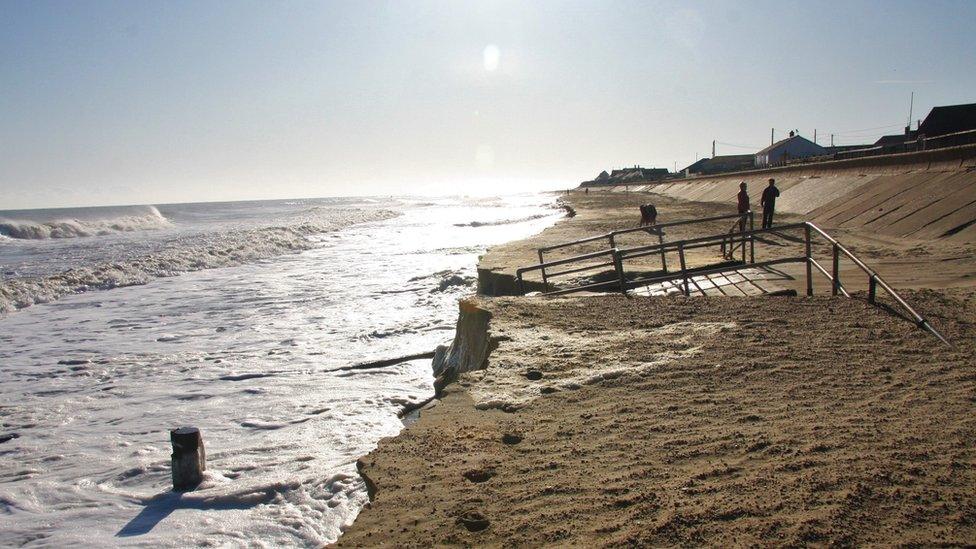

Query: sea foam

[0,209,397,314]
[0,206,172,240]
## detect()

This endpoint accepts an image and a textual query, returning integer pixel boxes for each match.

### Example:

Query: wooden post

[537,250,548,286]
[612,249,627,295]
[658,230,668,273]
[832,244,840,296]
[868,275,877,304]
[608,234,616,249]
[171,427,205,491]
[678,243,690,296]
[804,225,813,296]
[517,273,526,296]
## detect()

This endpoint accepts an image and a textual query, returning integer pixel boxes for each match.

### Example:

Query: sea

[0,193,562,547]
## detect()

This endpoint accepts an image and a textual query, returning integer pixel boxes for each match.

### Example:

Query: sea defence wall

[615,144,976,241]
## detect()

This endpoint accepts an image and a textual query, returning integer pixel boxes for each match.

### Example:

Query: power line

[829,123,903,135]
[715,141,764,150]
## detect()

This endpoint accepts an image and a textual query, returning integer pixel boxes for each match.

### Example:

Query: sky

[2,0,976,209]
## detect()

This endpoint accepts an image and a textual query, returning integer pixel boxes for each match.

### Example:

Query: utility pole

[712,140,716,158]
[831,133,834,147]
[814,129,817,144]
[907,91,914,129]
[770,128,775,145]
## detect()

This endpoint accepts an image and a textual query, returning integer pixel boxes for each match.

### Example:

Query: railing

[720,212,755,264]
[515,222,950,345]
[535,212,751,286]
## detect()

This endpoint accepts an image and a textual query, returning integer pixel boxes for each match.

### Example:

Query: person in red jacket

[736,182,750,231]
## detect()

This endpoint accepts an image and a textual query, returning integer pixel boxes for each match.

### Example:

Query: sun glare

[483,44,500,72]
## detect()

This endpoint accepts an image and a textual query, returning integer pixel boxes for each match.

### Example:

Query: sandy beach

[339,182,976,546]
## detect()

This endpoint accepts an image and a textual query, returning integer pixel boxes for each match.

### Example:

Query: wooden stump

[170,426,206,491]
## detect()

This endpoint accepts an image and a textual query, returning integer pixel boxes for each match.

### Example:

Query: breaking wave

[0,210,397,314]
[453,213,550,227]
[0,206,171,240]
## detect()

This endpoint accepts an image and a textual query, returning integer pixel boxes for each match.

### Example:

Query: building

[683,154,754,176]
[917,103,976,137]
[874,131,917,147]
[681,158,708,175]
[580,166,671,187]
[754,133,827,167]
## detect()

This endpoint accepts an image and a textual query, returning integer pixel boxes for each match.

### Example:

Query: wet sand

[338,190,976,546]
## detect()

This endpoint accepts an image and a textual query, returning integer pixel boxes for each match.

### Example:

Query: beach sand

[340,291,974,546]
[338,189,976,547]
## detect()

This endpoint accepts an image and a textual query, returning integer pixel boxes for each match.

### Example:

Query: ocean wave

[453,213,550,228]
[0,209,397,314]
[0,206,171,240]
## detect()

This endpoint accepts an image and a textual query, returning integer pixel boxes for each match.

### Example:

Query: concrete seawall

[606,144,976,240]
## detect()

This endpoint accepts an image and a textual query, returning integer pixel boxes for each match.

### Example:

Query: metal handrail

[538,212,749,254]
[515,221,950,345]
[536,211,752,286]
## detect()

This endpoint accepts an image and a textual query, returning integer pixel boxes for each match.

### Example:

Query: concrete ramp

[629,265,792,297]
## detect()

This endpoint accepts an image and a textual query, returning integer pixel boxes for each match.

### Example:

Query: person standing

[736,182,750,231]
[639,204,657,226]
[760,178,780,229]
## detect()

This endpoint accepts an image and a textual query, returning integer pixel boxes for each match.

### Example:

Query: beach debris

[170,426,206,491]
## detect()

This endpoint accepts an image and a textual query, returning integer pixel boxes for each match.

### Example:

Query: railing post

[658,230,668,273]
[832,243,840,296]
[868,274,877,304]
[608,234,616,249]
[749,212,755,264]
[804,224,813,296]
[612,248,627,295]
[517,272,526,296]
[678,242,690,296]
[537,249,548,287]
[741,226,747,263]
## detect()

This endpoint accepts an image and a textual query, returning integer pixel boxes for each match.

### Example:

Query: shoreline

[337,182,976,545]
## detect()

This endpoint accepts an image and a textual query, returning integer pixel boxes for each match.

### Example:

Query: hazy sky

[2,0,975,209]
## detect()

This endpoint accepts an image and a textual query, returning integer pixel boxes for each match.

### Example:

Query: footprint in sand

[462,468,494,483]
[457,510,490,532]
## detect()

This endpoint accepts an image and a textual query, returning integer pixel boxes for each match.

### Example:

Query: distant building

[824,144,873,155]
[874,131,917,147]
[580,166,671,187]
[917,103,976,137]
[754,133,827,167]
[683,154,754,176]
[681,158,708,175]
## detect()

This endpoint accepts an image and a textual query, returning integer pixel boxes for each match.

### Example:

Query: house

[683,154,754,176]
[754,133,827,167]
[917,103,976,137]
[875,131,917,147]
[580,166,671,187]
[609,167,669,182]
[824,144,873,155]
[681,158,708,175]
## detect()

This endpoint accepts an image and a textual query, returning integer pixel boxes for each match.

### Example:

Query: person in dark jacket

[760,178,780,229]
[639,204,657,227]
